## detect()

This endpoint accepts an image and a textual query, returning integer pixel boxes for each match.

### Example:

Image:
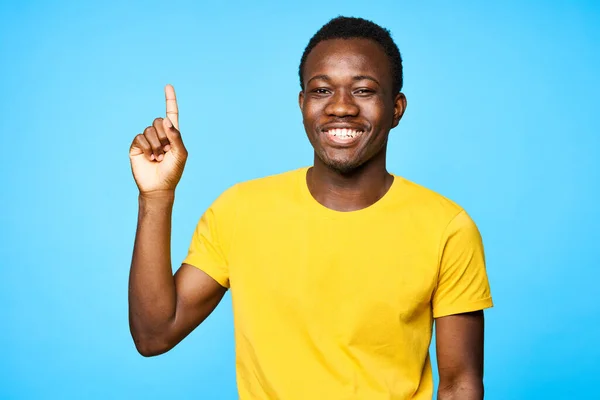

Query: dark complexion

[299,38,407,212]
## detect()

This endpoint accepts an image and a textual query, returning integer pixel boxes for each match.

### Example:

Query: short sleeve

[432,210,493,318]
[182,184,239,288]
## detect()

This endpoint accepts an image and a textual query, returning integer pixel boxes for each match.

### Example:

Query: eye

[312,88,331,95]
[354,88,375,96]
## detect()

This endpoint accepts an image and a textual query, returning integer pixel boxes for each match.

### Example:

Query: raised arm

[128,85,227,357]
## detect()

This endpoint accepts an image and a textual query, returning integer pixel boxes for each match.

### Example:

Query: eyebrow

[307,74,380,86]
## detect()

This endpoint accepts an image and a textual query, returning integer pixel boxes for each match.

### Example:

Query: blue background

[1,1,598,399]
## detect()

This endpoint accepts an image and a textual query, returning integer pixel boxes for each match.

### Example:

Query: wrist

[139,189,176,201]
[138,190,176,209]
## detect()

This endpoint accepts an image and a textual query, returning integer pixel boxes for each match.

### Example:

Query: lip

[319,125,367,148]
[320,122,367,132]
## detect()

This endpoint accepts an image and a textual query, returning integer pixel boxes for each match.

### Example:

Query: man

[128,16,493,400]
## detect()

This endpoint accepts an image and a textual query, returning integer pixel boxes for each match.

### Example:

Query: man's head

[298,16,407,174]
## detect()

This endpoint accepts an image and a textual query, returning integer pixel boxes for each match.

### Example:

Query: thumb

[162,117,186,154]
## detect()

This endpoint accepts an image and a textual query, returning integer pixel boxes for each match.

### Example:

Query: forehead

[304,38,391,83]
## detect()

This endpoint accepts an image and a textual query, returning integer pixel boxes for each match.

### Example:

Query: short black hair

[299,16,403,94]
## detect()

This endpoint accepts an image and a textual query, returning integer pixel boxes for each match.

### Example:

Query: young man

[129,17,493,400]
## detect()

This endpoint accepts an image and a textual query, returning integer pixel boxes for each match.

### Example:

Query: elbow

[130,328,174,357]
[135,343,156,357]
[133,336,172,357]
[137,348,163,357]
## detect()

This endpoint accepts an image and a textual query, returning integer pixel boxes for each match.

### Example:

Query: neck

[307,154,393,212]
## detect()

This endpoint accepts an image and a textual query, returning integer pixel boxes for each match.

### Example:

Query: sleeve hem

[183,260,230,289]
[433,297,493,318]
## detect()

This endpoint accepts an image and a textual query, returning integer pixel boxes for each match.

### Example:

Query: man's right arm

[127,85,226,357]
[128,191,227,357]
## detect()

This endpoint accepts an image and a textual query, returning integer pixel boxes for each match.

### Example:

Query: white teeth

[326,128,363,138]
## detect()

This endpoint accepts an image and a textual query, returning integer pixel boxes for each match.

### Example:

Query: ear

[391,93,407,129]
[298,91,305,111]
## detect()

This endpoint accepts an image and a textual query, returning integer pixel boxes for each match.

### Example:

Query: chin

[320,154,364,174]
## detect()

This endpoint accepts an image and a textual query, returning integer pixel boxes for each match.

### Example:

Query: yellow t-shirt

[183,167,493,400]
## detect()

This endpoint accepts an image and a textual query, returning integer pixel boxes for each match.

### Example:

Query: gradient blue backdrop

[1,1,598,399]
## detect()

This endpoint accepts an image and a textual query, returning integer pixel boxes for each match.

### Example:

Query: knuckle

[153,117,163,126]
[156,128,168,138]
[143,126,154,135]
[148,140,163,152]
[134,134,146,145]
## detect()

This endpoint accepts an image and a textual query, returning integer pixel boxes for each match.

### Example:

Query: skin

[436,311,485,400]
[299,38,405,211]
[128,85,226,356]
[128,38,485,399]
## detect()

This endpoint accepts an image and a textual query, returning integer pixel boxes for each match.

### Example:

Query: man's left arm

[432,210,493,400]
[435,310,484,400]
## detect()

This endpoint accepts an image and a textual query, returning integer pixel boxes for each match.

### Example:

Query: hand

[129,85,188,195]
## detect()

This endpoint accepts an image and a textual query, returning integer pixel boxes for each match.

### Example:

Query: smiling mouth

[323,128,364,139]
[321,128,366,147]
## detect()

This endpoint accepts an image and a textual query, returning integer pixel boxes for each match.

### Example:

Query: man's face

[299,38,406,173]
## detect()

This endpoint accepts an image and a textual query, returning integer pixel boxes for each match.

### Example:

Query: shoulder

[233,167,305,207]
[211,167,305,209]
[389,175,484,242]
[392,175,465,219]
[236,167,304,195]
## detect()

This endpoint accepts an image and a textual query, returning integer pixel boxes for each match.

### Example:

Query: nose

[325,90,359,117]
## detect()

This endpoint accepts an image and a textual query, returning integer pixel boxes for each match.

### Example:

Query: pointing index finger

[165,84,179,130]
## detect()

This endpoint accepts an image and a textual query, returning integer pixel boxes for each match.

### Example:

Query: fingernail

[157,154,164,161]
[150,154,155,160]
[164,144,171,152]
[164,118,172,128]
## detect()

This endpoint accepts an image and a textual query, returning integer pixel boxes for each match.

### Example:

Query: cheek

[302,105,321,129]
[364,100,389,122]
